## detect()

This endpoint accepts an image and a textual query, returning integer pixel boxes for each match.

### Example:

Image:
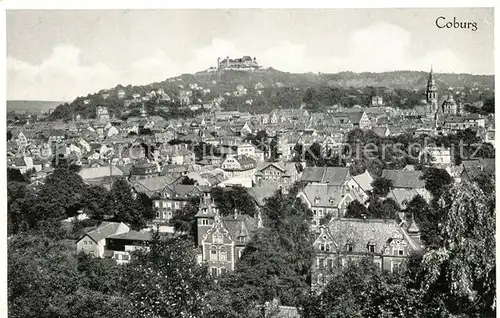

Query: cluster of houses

[8,70,495,299]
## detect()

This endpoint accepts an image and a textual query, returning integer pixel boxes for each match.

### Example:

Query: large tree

[417,181,496,316]
[107,178,155,230]
[121,233,211,317]
[421,167,453,199]
[371,177,393,197]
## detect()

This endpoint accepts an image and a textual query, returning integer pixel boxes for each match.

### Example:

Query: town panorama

[7,8,495,318]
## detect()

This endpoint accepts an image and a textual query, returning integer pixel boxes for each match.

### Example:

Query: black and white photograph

[4,3,496,317]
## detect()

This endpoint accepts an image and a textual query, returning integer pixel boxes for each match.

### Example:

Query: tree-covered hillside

[48,68,494,121]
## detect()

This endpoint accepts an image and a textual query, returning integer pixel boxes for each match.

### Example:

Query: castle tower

[426,66,438,115]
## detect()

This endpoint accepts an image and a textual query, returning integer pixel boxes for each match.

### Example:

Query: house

[350,170,374,201]
[105,230,152,264]
[221,155,257,178]
[254,161,302,192]
[152,184,209,222]
[460,159,495,182]
[371,96,384,106]
[311,218,422,291]
[371,126,390,138]
[131,175,176,198]
[76,222,130,258]
[419,147,452,165]
[332,111,371,130]
[15,131,32,148]
[301,166,351,185]
[48,129,66,143]
[484,129,495,148]
[129,161,159,181]
[10,156,35,174]
[297,183,357,227]
[195,191,260,276]
[382,169,431,209]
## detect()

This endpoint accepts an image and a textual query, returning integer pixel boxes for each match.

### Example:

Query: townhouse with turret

[195,191,261,276]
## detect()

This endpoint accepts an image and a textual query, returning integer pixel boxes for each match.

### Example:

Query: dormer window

[368,244,375,253]
[238,236,246,243]
[346,243,353,252]
[213,233,223,244]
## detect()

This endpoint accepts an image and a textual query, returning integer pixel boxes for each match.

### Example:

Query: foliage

[107,178,156,230]
[8,234,136,318]
[345,200,368,218]
[121,233,211,317]
[421,167,453,199]
[211,186,258,217]
[180,176,197,185]
[300,258,435,317]
[417,181,496,316]
[170,196,200,238]
[8,168,27,183]
[371,177,393,197]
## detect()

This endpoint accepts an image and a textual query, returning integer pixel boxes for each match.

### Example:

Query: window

[154,201,160,208]
[395,248,405,256]
[317,257,325,269]
[327,258,333,268]
[313,209,317,216]
[346,244,353,252]
[238,236,246,243]
[211,267,218,277]
[238,249,243,258]
[219,247,227,261]
[162,201,167,208]
[209,247,219,261]
[317,273,324,285]
[156,210,160,218]
[392,262,401,274]
[201,219,209,226]
[325,244,331,252]
[213,233,223,244]
[368,245,375,253]
[319,244,325,252]
[202,208,208,214]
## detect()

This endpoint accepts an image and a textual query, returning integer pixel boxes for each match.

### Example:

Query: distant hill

[8,100,66,114]
[48,68,494,121]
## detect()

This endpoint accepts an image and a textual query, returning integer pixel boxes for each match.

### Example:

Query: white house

[76,222,130,258]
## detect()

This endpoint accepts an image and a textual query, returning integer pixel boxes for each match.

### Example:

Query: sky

[6,8,495,101]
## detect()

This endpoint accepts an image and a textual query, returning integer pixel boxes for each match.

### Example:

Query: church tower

[426,66,438,115]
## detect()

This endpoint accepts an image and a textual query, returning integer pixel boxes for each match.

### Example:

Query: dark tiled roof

[381,169,425,189]
[302,167,349,186]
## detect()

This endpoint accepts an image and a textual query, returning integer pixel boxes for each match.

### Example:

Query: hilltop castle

[217,56,260,71]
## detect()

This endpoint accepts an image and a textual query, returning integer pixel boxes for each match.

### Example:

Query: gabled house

[311,218,422,291]
[254,161,302,192]
[152,184,209,222]
[195,191,260,276]
[221,155,257,178]
[76,222,130,258]
[382,169,431,209]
